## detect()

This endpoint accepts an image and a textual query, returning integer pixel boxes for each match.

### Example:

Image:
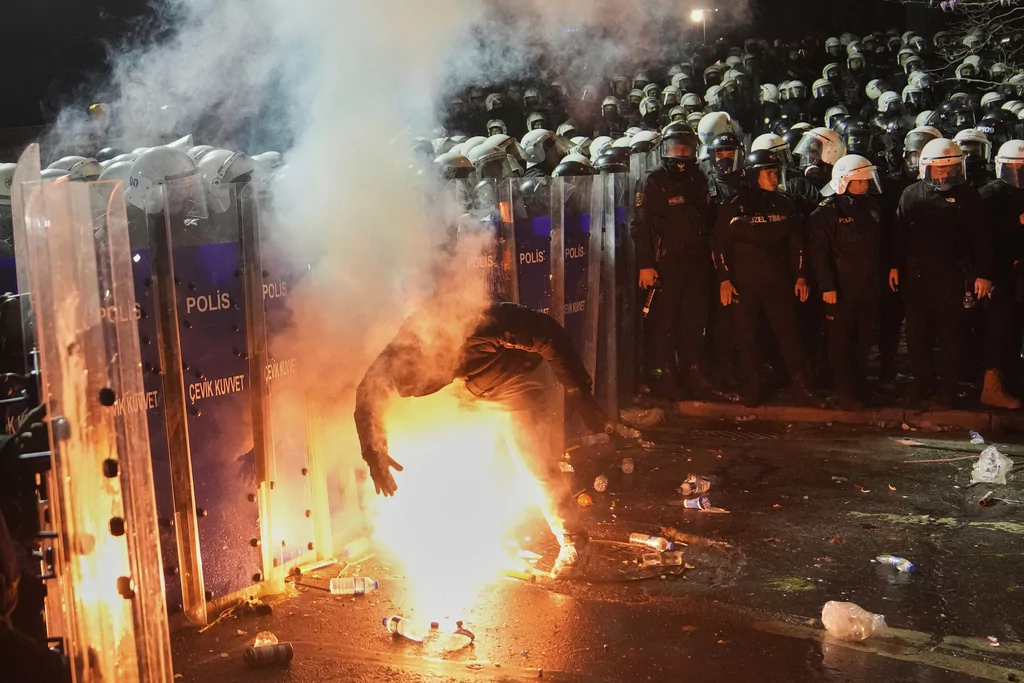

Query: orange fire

[370,389,549,620]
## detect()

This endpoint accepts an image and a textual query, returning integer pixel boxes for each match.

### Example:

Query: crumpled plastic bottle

[971,446,1014,485]
[821,601,888,641]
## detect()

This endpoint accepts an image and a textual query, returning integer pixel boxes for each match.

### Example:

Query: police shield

[240,182,322,574]
[12,143,173,682]
[591,171,630,415]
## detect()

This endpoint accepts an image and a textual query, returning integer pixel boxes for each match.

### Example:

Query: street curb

[672,401,1019,432]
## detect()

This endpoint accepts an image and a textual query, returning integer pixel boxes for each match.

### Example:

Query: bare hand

[720,280,739,306]
[367,454,404,497]
[639,268,658,289]
[794,278,809,303]
[975,278,993,299]
[889,269,899,292]
[822,290,837,304]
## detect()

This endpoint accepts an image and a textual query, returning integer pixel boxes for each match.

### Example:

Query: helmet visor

[958,139,991,162]
[836,166,882,194]
[790,85,807,99]
[814,83,835,99]
[661,136,697,161]
[997,159,1024,188]
[713,148,741,174]
[792,135,824,166]
[921,159,967,190]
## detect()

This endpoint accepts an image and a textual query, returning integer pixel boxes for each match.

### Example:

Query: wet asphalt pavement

[170,418,1024,682]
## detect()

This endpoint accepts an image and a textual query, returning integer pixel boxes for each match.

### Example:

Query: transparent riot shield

[591,171,629,416]
[240,181,320,587]
[506,176,554,314]
[624,153,652,396]
[143,177,270,620]
[13,143,173,682]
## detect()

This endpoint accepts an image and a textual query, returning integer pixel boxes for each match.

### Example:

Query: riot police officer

[808,155,886,408]
[977,139,1024,408]
[632,123,715,399]
[714,150,815,406]
[891,139,995,406]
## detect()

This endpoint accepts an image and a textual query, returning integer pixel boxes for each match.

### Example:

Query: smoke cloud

[59,0,753,550]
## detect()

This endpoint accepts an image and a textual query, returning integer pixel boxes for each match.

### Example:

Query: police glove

[365,449,404,497]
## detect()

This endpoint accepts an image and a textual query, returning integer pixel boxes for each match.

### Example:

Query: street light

[692,8,708,44]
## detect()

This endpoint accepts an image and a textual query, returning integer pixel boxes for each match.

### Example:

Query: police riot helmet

[743,149,783,189]
[903,126,942,173]
[630,130,661,154]
[659,123,699,164]
[827,154,881,195]
[125,146,203,215]
[995,139,1024,187]
[708,132,745,175]
[953,128,992,163]
[752,133,794,168]
[434,152,475,180]
[551,157,595,177]
[918,138,967,190]
[594,147,630,173]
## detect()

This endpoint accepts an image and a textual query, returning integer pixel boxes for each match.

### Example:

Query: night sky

[2,0,915,129]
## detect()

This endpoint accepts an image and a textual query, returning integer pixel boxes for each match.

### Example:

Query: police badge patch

[635,193,645,207]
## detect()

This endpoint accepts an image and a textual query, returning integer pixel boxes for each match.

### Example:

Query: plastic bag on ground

[970,446,1014,485]
[821,601,888,641]
[620,407,665,428]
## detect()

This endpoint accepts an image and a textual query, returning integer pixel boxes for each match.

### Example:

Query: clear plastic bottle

[581,433,611,447]
[383,616,427,642]
[875,554,915,573]
[331,577,379,595]
[629,533,673,551]
[640,553,662,567]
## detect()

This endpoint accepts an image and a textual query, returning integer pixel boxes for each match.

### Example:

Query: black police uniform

[631,162,714,393]
[808,194,885,399]
[707,172,744,384]
[893,181,995,402]
[876,170,914,383]
[714,186,810,401]
[979,178,1024,377]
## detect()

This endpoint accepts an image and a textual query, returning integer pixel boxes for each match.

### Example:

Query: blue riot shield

[143,178,266,618]
[13,143,173,682]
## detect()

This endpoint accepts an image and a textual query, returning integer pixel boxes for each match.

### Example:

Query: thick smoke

[67,0,753,550]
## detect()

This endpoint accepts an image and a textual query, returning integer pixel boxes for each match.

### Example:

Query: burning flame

[370,389,549,620]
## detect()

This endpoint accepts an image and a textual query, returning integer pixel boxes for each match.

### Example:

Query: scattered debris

[987,636,1001,647]
[639,440,656,450]
[893,438,925,446]
[558,462,575,473]
[901,423,911,431]
[773,503,782,509]
[619,407,665,428]
[576,492,593,507]
[821,601,888,641]
[679,474,712,496]
[253,631,277,647]
[621,458,635,474]
[243,642,294,669]
[615,424,642,439]
[854,484,870,493]
[439,631,473,652]
[831,476,848,483]
[683,495,712,511]
[383,616,427,642]
[971,446,1014,485]
[875,555,915,573]
[904,455,978,464]
[969,430,985,445]
[888,485,897,491]
[629,533,674,551]
[505,569,537,583]
[829,536,843,545]
[593,475,609,492]
[236,629,246,636]
[735,414,756,422]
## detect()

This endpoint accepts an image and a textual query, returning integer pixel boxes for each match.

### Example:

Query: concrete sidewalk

[672,399,1024,433]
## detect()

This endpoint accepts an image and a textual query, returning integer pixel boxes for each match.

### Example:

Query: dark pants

[878,288,904,381]
[826,298,879,395]
[982,289,1020,373]
[735,283,806,392]
[646,251,711,376]
[905,279,966,399]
